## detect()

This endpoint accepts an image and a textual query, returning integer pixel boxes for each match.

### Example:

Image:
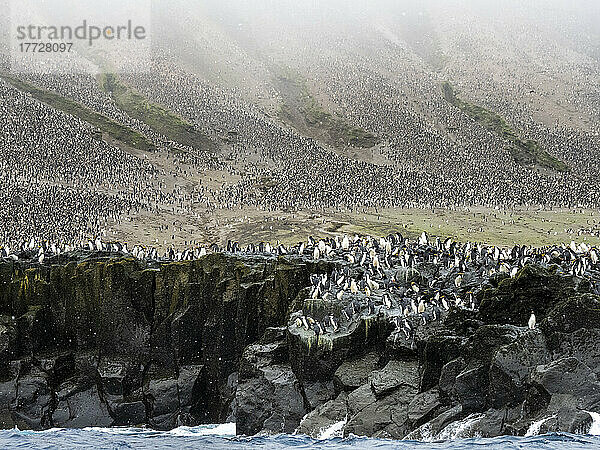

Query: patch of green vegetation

[277,74,378,149]
[442,82,568,172]
[98,73,215,152]
[1,73,155,152]
[335,205,600,248]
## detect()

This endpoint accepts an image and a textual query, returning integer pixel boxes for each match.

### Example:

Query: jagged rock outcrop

[285,264,600,439]
[1,254,599,439]
[0,252,332,430]
[235,327,307,434]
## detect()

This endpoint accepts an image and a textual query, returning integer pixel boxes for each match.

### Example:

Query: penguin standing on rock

[382,293,392,309]
[528,311,536,329]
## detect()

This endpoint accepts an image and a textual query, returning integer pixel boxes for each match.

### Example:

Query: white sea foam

[419,423,434,442]
[10,426,70,434]
[317,418,347,440]
[525,416,555,437]
[168,423,236,436]
[35,427,68,433]
[294,412,311,435]
[436,414,485,440]
[78,423,238,436]
[11,423,237,437]
[585,411,600,435]
[81,426,149,435]
[403,422,434,442]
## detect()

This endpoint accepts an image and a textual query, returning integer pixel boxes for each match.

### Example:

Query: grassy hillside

[276,74,378,149]
[1,73,155,152]
[98,73,216,152]
[442,82,568,172]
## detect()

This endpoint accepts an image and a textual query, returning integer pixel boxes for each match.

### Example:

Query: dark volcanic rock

[472,408,514,438]
[478,265,577,326]
[345,386,415,438]
[288,314,388,382]
[541,294,600,348]
[465,324,525,364]
[2,255,600,439]
[429,407,519,440]
[333,352,379,392]
[0,317,17,371]
[407,388,441,425]
[371,359,419,398]
[419,334,465,392]
[112,400,146,426]
[302,380,336,410]
[532,357,600,401]
[404,404,463,440]
[235,327,307,435]
[53,386,112,428]
[11,363,53,429]
[342,360,422,438]
[439,357,466,402]
[0,364,18,428]
[297,392,348,438]
[143,364,204,429]
[347,383,377,416]
[442,308,482,336]
[454,365,488,412]
[0,254,329,430]
[488,330,551,408]
[556,329,600,377]
[450,324,526,412]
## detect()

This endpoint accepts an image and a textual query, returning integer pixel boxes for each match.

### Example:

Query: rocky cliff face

[1,255,598,439]
[0,252,331,430]
[236,265,600,439]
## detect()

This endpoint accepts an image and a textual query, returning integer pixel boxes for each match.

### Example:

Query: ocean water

[1,424,600,450]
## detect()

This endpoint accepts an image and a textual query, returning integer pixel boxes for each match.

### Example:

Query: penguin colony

[1,51,600,251]
[3,232,599,340]
[287,232,600,344]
